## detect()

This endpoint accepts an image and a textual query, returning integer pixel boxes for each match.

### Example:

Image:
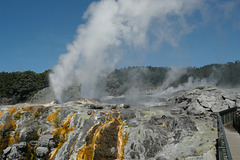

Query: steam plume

[49,0,204,102]
[160,67,187,90]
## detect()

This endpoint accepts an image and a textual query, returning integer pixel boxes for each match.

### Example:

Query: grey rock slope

[168,86,240,115]
[29,87,56,103]
[29,86,81,103]
[1,86,238,160]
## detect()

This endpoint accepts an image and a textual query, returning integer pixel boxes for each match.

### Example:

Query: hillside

[1,61,240,104]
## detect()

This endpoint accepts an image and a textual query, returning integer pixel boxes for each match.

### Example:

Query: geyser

[49,0,204,102]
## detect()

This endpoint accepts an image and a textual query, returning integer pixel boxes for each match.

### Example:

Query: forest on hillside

[106,60,240,95]
[0,70,50,104]
[1,61,240,104]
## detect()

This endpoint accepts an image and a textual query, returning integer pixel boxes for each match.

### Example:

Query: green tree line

[0,70,50,103]
[1,61,240,104]
[106,60,240,95]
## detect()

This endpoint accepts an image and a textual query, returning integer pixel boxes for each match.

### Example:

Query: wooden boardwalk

[224,122,240,160]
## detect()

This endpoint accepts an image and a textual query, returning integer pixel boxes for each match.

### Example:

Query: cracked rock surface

[168,86,240,115]
[1,85,237,159]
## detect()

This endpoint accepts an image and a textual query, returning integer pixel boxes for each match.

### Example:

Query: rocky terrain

[0,86,239,160]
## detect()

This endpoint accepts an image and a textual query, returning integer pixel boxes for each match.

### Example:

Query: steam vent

[1,86,240,159]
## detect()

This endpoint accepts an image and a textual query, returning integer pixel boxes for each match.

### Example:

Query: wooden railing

[217,113,233,160]
[216,107,237,160]
[233,109,240,134]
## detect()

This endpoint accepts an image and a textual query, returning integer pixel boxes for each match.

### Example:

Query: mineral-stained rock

[171,107,183,115]
[0,86,228,159]
[120,109,136,120]
[29,140,38,147]
[86,104,103,109]
[17,142,27,152]
[149,115,177,131]
[37,134,55,148]
[3,146,11,156]
[29,87,56,103]
[187,101,207,115]
[129,151,140,159]
[156,156,168,160]
[35,147,49,158]
[118,103,130,109]
[20,126,39,142]
[169,86,239,114]
[7,151,24,160]
[178,117,198,132]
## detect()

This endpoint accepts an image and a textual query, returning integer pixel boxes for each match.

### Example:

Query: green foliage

[106,60,240,96]
[106,66,169,95]
[1,60,240,103]
[0,70,50,103]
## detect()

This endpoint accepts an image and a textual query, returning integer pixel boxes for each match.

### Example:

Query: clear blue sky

[0,0,240,73]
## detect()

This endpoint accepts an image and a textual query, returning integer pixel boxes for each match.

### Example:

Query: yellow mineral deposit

[77,115,114,160]
[0,105,63,158]
[49,113,75,160]
[0,110,5,118]
[21,105,44,119]
[27,143,36,160]
[77,112,129,160]
[46,109,61,128]
[162,122,168,130]
[0,106,18,152]
[89,111,96,117]
[76,123,100,160]
[9,130,19,146]
[37,129,42,136]
[117,119,129,160]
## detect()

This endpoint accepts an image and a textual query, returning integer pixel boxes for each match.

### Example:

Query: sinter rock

[0,85,227,159]
[169,86,239,115]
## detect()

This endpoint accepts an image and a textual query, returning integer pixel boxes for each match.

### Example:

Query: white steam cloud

[160,67,187,90]
[50,0,204,102]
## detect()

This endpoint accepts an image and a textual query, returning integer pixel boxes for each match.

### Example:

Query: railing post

[217,107,237,160]
[233,110,240,134]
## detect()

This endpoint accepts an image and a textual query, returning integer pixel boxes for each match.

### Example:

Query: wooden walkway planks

[224,122,240,160]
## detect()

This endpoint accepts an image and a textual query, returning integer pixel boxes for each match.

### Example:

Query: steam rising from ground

[49,0,204,102]
[122,67,217,105]
[160,67,187,90]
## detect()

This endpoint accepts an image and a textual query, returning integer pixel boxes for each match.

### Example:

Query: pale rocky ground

[0,86,239,160]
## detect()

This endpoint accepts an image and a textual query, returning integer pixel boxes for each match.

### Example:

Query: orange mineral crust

[77,112,129,160]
